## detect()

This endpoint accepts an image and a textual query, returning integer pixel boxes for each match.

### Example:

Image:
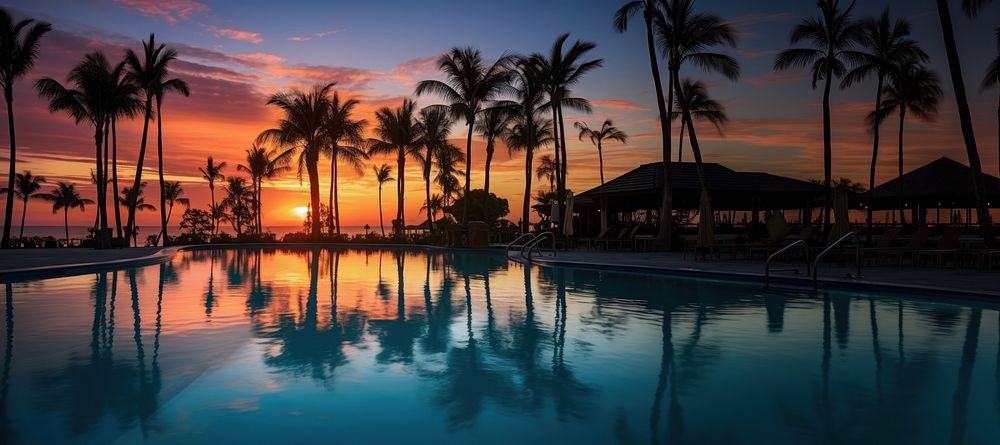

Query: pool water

[1,247,998,444]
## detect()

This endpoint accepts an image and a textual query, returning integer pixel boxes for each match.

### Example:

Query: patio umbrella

[697,190,715,247]
[550,199,560,227]
[829,185,850,241]
[562,190,575,236]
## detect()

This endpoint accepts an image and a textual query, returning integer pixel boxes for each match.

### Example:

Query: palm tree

[671,80,727,163]
[107,59,142,239]
[506,56,550,233]
[536,154,558,192]
[9,171,44,245]
[36,182,92,246]
[323,93,367,235]
[238,144,293,234]
[934,0,995,243]
[869,61,941,225]
[372,163,394,236]
[841,9,925,236]
[198,156,226,238]
[221,177,253,237]
[124,34,179,247]
[120,182,155,246]
[775,0,863,231]
[984,27,1000,177]
[161,181,189,242]
[416,105,455,231]
[434,143,465,209]
[152,72,189,245]
[659,0,739,240]
[368,98,421,233]
[0,8,50,249]
[507,117,555,232]
[415,47,512,225]
[574,119,628,184]
[474,107,511,194]
[615,0,673,249]
[35,51,117,248]
[420,193,445,227]
[257,83,335,240]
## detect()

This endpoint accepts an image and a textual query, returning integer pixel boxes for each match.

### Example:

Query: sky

[1,0,999,228]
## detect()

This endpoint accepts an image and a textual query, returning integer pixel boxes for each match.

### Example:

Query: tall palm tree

[671,79,727,163]
[659,0,739,238]
[416,104,455,231]
[198,157,226,238]
[161,181,189,235]
[775,0,863,231]
[934,0,995,243]
[368,98,421,233]
[869,61,941,225]
[573,119,628,184]
[0,8,50,249]
[220,177,253,237]
[532,34,602,229]
[615,0,673,249]
[841,9,925,236]
[474,107,511,194]
[238,144,293,234]
[36,182,92,246]
[415,47,512,225]
[257,83,335,240]
[506,56,550,233]
[507,117,555,232]
[10,171,44,245]
[107,59,142,239]
[323,93,367,235]
[120,182,155,246]
[124,34,179,247]
[372,163,394,236]
[35,51,117,248]
[984,27,1000,177]
[536,154,558,192]
[153,73,189,245]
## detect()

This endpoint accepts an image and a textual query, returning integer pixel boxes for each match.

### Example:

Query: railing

[763,240,811,290]
[506,233,536,259]
[522,232,555,260]
[812,231,862,290]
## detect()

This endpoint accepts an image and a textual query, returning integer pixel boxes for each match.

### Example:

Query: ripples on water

[0,247,998,444]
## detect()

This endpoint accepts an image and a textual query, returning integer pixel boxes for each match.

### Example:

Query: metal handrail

[506,233,536,259]
[764,240,810,289]
[523,232,556,260]
[812,231,862,289]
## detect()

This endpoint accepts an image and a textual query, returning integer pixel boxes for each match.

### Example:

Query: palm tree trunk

[112,118,122,239]
[156,99,167,246]
[556,104,569,233]
[64,208,69,247]
[2,88,16,249]
[378,184,385,236]
[867,76,884,240]
[522,146,534,233]
[672,72,709,196]
[397,152,405,232]
[551,106,562,208]
[334,156,341,235]
[935,0,994,245]
[484,140,494,194]
[424,159,433,232]
[646,15,673,250]
[462,120,474,225]
[329,150,337,235]
[898,107,907,225]
[597,141,605,185]
[258,178,263,234]
[678,120,686,163]
[17,198,27,245]
[996,96,999,178]
[126,93,154,246]
[208,183,216,239]
[93,127,107,248]
[821,66,834,233]
[307,150,322,240]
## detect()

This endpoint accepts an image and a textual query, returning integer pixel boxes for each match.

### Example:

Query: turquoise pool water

[1,247,998,444]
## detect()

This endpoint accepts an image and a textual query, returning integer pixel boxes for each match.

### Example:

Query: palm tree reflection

[369,251,424,364]
[1,283,13,443]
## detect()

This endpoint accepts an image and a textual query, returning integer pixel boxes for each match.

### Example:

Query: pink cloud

[112,0,208,24]
[593,99,646,112]
[288,28,346,42]
[204,25,263,44]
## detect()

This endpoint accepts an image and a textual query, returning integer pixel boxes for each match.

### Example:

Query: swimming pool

[1,247,998,444]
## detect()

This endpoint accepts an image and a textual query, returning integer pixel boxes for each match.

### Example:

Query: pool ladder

[506,232,556,262]
[506,233,536,260]
[763,231,863,291]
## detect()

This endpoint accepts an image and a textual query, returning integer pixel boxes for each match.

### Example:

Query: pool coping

[2,244,996,301]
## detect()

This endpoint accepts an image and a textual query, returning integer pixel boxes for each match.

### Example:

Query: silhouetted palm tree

[842,9,925,236]
[120,182,155,246]
[161,181,189,237]
[0,8,50,249]
[615,0,673,248]
[36,182,92,245]
[671,80,726,163]
[368,98,421,232]
[415,48,512,225]
[152,72,189,245]
[9,171,44,245]
[985,27,1000,177]
[506,57,550,233]
[238,144,292,234]
[416,105,455,231]
[420,193,445,226]
[257,83,335,240]
[372,163,394,236]
[323,93,367,235]
[508,117,555,232]
[35,51,117,247]
[107,59,142,239]
[198,157,226,238]
[934,0,995,243]
[574,119,627,184]
[221,177,254,236]
[869,61,941,225]
[124,34,179,246]
[475,107,511,194]
[536,154,558,193]
[434,143,465,209]
[775,0,863,231]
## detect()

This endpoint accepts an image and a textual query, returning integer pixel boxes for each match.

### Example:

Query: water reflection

[0,248,999,444]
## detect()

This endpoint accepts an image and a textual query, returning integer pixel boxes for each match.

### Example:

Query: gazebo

[869,157,1000,224]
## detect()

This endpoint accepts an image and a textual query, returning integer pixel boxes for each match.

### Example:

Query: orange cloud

[204,25,263,44]
[112,0,208,24]
[288,28,346,42]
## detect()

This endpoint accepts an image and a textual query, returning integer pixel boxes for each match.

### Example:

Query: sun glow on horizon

[293,206,309,219]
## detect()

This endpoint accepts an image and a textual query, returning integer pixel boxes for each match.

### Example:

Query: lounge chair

[861,226,902,263]
[871,226,934,266]
[579,228,611,250]
[609,225,643,251]
[594,226,631,251]
[915,226,964,267]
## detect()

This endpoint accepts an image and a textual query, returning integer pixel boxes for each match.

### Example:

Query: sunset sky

[2,0,999,228]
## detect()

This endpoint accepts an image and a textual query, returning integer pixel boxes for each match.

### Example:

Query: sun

[293,206,309,218]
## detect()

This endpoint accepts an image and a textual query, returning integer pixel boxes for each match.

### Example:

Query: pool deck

[0,247,170,279]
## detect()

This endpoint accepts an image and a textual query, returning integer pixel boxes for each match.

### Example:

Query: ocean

[9,225,378,240]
